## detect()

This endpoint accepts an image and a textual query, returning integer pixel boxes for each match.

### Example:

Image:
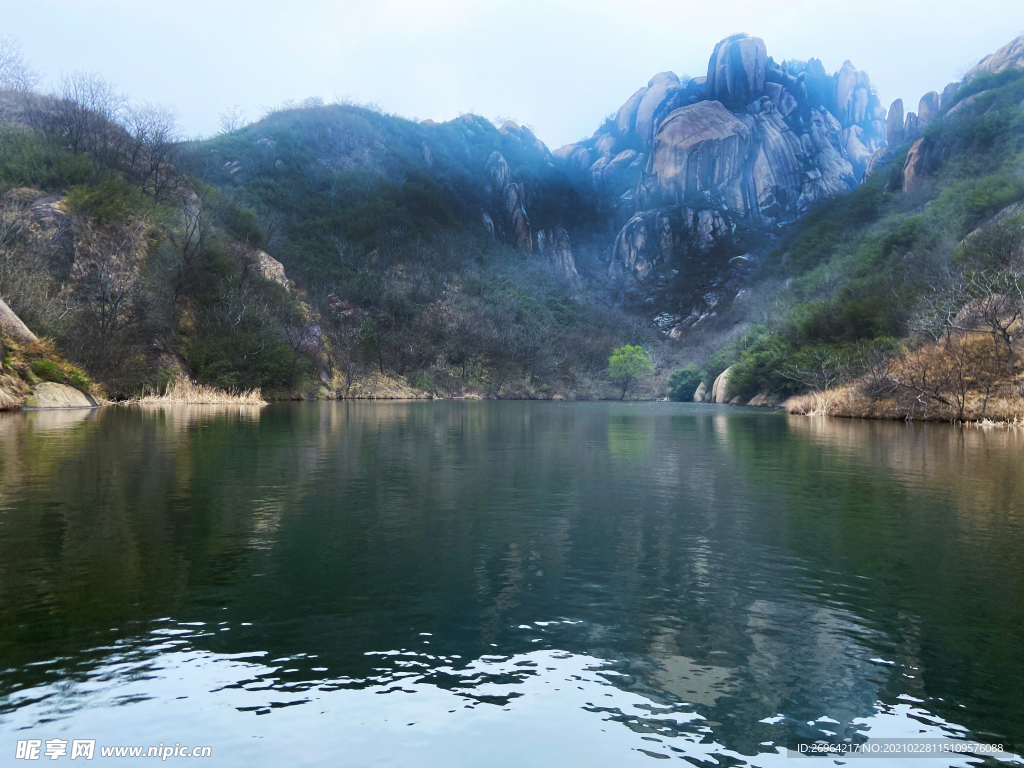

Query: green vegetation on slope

[678,68,1024,414]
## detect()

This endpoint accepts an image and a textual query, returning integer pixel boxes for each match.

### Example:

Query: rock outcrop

[253,250,290,290]
[556,34,886,281]
[24,382,98,409]
[710,367,733,404]
[964,35,1024,81]
[486,151,532,252]
[536,227,579,280]
[940,81,960,112]
[902,136,948,193]
[635,72,687,149]
[903,111,919,143]
[917,91,939,131]
[707,34,768,106]
[886,99,905,146]
[0,297,38,345]
[0,296,37,344]
[693,381,707,403]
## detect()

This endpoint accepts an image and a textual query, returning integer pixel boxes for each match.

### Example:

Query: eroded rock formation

[902,136,948,193]
[486,151,532,252]
[707,35,767,106]
[964,35,1024,81]
[917,91,939,131]
[710,367,733,403]
[536,227,579,281]
[886,99,905,147]
[555,33,888,281]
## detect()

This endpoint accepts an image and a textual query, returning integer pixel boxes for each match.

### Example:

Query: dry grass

[784,387,855,416]
[343,371,432,400]
[128,376,267,405]
[784,341,1024,424]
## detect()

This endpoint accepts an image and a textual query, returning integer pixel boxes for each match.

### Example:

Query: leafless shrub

[0,37,38,92]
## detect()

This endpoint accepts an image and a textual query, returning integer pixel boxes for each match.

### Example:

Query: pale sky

[6,0,1024,149]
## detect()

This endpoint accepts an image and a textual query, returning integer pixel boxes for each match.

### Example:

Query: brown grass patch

[784,387,855,416]
[785,334,1024,424]
[343,372,432,400]
[127,376,266,405]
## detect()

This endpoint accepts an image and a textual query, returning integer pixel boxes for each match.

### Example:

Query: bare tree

[957,270,1024,375]
[0,36,38,92]
[782,347,854,392]
[167,196,214,304]
[891,336,995,421]
[914,265,1024,375]
[65,220,151,378]
[124,102,182,201]
[218,105,247,134]
[31,71,127,176]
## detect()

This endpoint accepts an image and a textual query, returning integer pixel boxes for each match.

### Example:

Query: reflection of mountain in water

[1,403,1023,760]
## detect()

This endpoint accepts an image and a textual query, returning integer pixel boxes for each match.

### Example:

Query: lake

[1,402,1022,766]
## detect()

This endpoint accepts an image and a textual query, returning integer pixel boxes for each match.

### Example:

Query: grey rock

[964,35,1024,81]
[886,99,905,146]
[0,297,37,345]
[707,34,767,106]
[24,382,98,409]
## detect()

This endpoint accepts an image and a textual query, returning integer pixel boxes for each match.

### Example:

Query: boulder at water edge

[24,382,98,409]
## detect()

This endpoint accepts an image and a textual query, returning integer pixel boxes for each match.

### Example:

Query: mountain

[676,35,1024,420]
[553,34,888,282]
[1,33,1023,417]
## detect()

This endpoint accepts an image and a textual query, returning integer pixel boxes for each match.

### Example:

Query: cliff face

[555,33,890,282]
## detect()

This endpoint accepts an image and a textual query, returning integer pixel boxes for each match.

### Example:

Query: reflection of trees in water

[718,413,1024,751]
[1,404,1022,752]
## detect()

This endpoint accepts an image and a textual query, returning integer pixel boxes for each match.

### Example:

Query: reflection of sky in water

[3,403,1024,766]
[4,619,1018,768]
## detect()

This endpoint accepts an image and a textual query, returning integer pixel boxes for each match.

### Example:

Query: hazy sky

[6,0,1024,148]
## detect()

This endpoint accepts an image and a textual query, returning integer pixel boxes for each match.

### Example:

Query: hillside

[674,36,1024,422]
[1,33,1023,416]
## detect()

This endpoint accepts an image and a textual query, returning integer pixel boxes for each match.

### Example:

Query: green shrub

[667,365,702,401]
[30,359,62,382]
[0,125,91,191]
[215,194,265,247]
[65,176,148,224]
[67,369,91,392]
[728,334,802,400]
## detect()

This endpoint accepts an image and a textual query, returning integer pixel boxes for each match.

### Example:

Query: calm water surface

[0,402,1022,766]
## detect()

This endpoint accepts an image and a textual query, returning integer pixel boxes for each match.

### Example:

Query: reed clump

[128,376,266,405]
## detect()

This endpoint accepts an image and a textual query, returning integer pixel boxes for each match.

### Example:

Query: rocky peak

[886,98,905,146]
[554,33,888,281]
[917,91,940,131]
[707,34,768,106]
[964,35,1024,81]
